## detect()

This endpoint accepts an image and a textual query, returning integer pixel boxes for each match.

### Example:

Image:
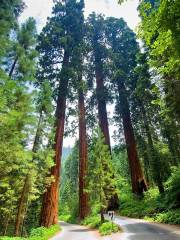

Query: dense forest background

[0,0,180,239]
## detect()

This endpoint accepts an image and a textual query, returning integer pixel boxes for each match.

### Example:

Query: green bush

[30,225,60,240]
[59,214,71,222]
[120,187,167,219]
[165,166,180,208]
[154,210,180,224]
[99,222,119,236]
[81,215,101,228]
[0,225,60,240]
[0,238,25,240]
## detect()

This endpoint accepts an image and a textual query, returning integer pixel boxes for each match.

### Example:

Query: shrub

[0,238,25,240]
[81,215,101,228]
[0,225,60,240]
[154,210,180,224]
[99,222,119,236]
[29,224,60,240]
[165,166,180,208]
[59,214,71,222]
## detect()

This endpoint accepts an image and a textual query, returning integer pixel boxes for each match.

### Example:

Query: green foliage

[81,215,101,229]
[59,143,79,222]
[99,222,119,236]
[138,0,180,119]
[0,225,60,240]
[119,169,180,224]
[88,128,117,213]
[81,215,120,236]
[165,165,180,208]
[154,210,180,225]
[59,214,71,222]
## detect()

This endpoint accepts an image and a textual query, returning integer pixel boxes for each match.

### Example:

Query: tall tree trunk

[14,174,31,236]
[95,60,111,150]
[95,58,119,210]
[117,81,147,195]
[14,111,43,236]
[78,76,89,219]
[9,56,18,78]
[40,51,69,227]
[140,103,164,193]
[163,121,180,166]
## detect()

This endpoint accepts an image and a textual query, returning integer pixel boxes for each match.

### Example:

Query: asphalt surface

[50,221,100,240]
[50,216,180,240]
[112,215,180,240]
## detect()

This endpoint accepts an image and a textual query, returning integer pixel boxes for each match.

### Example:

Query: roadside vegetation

[0,225,60,240]
[81,215,120,236]
[119,166,180,224]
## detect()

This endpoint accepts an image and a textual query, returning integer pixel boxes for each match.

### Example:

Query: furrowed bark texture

[40,51,69,227]
[95,59,111,151]
[117,81,147,195]
[95,57,119,210]
[78,81,89,219]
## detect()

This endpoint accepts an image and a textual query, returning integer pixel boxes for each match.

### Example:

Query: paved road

[111,215,180,240]
[50,216,180,240]
[50,221,99,240]
[50,221,121,240]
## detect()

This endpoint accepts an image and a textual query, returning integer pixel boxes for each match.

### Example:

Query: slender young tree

[88,128,117,222]
[14,81,53,236]
[8,17,37,79]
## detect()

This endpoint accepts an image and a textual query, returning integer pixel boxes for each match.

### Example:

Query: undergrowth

[0,224,60,240]
[81,215,120,236]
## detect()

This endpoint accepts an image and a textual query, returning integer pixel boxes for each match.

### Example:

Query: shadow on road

[119,222,180,240]
[69,228,95,232]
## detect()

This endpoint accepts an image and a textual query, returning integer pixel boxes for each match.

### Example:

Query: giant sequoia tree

[87,14,119,208]
[105,18,147,195]
[38,0,85,227]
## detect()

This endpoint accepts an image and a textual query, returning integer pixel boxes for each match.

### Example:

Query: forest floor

[50,216,180,240]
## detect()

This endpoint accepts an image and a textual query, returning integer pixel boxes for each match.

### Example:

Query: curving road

[112,215,180,240]
[50,216,180,240]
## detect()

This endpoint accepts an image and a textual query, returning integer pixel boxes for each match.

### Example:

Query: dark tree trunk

[9,56,18,78]
[14,111,43,236]
[78,76,89,219]
[117,81,147,195]
[95,58,119,210]
[40,51,69,227]
[140,103,164,193]
[14,174,30,236]
[100,208,105,223]
[95,60,111,151]
[163,122,180,166]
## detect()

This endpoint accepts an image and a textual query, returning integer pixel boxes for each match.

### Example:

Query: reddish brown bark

[95,58,119,210]
[40,51,69,227]
[95,60,111,151]
[117,81,147,195]
[78,81,89,219]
